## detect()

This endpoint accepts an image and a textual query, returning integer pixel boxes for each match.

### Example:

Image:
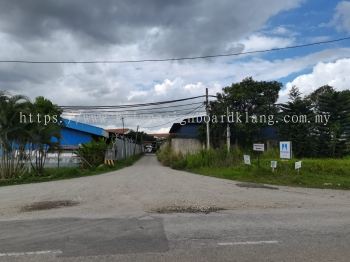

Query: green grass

[157,146,350,190]
[0,154,142,187]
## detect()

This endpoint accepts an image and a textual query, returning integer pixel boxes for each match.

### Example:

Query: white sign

[271,161,277,169]
[253,143,265,152]
[280,141,292,159]
[243,155,251,165]
[295,161,302,170]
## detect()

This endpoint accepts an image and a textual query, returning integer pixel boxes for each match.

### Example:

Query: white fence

[1,138,143,169]
[45,152,80,168]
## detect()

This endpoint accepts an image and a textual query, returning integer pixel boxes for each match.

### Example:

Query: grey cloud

[0,0,302,56]
[0,0,304,113]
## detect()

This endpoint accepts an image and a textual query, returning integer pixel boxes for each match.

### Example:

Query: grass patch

[157,146,350,190]
[0,154,142,187]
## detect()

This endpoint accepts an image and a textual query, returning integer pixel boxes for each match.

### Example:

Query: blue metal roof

[61,118,109,138]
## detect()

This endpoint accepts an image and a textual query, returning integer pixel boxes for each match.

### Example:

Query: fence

[1,138,143,170]
[106,137,143,161]
[45,152,80,168]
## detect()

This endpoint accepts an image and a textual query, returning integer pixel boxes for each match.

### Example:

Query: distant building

[169,119,203,154]
[44,119,109,167]
[169,118,279,153]
[58,119,109,150]
[169,121,201,139]
[106,128,131,136]
[149,133,170,140]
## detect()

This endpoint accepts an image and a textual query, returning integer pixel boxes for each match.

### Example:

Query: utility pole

[205,88,210,150]
[133,125,139,155]
[121,117,126,159]
[226,107,230,153]
[140,131,144,153]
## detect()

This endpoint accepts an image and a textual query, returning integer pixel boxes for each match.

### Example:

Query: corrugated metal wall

[106,137,143,160]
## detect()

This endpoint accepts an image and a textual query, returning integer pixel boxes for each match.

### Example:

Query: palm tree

[0,91,30,179]
[27,96,62,175]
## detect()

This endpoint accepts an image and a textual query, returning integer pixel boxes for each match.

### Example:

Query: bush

[76,138,108,168]
[158,145,246,170]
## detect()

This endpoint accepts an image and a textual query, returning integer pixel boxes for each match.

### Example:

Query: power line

[60,95,215,109]
[142,105,205,129]
[1,36,350,64]
[62,101,205,113]
[63,106,206,116]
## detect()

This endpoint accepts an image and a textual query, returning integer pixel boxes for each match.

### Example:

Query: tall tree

[278,86,316,157]
[310,87,350,157]
[209,77,281,148]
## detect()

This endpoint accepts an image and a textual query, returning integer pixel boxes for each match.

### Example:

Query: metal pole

[140,131,144,153]
[206,88,210,150]
[122,117,126,159]
[134,125,139,156]
[226,107,230,153]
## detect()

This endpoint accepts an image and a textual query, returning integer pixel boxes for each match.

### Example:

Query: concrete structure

[169,119,203,154]
[169,118,280,153]
[170,138,203,154]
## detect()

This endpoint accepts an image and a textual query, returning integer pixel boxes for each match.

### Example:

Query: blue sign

[280,141,292,159]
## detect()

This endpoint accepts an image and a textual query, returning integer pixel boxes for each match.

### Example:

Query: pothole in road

[21,200,79,212]
[152,205,225,214]
[236,182,279,190]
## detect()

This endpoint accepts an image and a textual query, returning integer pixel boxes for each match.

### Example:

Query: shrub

[76,138,108,168]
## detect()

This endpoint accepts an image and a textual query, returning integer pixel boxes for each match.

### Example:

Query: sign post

[280,141,292,159]
[253,143,265,167]
[295,161,302,174]
[243,155,251,165]
[271,161,277,172]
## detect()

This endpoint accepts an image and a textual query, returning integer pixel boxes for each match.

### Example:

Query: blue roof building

[57,119,109,149]
[169,121,201,138]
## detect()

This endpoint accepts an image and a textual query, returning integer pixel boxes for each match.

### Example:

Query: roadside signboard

[271,160,277,172]
[295,161,302,170]
[271,161,277,168]
[243,155,251,165]
[280,141,292,159]
[253,143,265,152]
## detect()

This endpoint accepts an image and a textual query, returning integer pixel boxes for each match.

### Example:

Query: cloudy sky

[0,0,350,132]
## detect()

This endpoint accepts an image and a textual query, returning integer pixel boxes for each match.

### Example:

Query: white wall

[171,138,202,155]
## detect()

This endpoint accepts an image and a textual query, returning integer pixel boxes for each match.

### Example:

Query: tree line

[207,77,350,157]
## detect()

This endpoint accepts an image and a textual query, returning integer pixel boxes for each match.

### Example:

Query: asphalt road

[0,154,349,261]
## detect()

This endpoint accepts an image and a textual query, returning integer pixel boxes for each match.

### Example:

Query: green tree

[27,96,62,175]
[0,91,31,178]
[209,77,281,148]
[310,87,350,157]
[278,86,316,157]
